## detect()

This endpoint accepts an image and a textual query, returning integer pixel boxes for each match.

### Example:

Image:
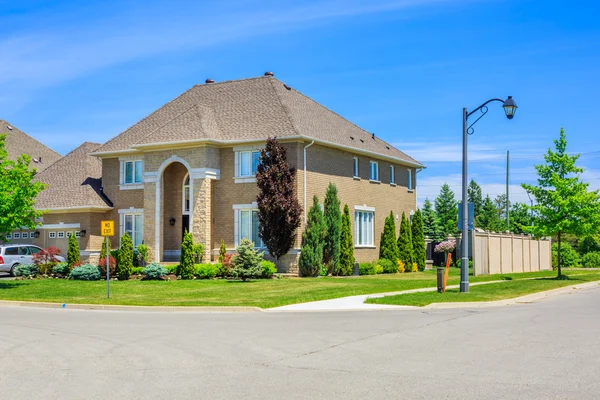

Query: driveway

[1,286,599,399]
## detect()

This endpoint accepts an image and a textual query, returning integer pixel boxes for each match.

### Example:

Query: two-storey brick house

[34,74,423,273]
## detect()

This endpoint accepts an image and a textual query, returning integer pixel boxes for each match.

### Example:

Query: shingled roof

[34,142,113,211]
[93,76,422,167]
[1,120,62,172]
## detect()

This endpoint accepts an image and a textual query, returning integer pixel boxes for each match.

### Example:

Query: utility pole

[506,150,510,229]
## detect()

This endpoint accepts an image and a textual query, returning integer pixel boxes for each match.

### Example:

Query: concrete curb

[0,300,263,313]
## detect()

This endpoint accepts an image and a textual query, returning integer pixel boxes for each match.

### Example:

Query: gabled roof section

[93,76,422,166]
[34,142,113,211]
[0,120,62,171]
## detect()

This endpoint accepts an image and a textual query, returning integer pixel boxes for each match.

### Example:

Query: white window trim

[5,233,11,239]
[39,223,80,229]
[354,208,375,248]
[49,232,56,239]
[369,160,379,182]
[390,165,395,185]
[234,150,261,182]
[57,232,65,239]
[119,211,144,247]
[353,156,359,178]
[13,233,21,239]
[233,203,264,248]
[120,159,144,187]
[354,205,375,212]
[183,173,190,215]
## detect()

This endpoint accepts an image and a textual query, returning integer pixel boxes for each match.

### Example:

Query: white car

[0,245,66,276]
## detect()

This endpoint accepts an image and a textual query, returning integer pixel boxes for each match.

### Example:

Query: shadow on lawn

[0,281,27,290]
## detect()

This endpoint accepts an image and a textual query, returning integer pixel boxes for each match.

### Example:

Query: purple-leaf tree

[256,137,302,266]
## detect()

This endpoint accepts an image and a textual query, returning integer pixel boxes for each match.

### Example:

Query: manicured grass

[0,269,566,308]
[366,271,600,307]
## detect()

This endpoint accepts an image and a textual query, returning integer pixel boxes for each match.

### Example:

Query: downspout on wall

[303,140,315,223]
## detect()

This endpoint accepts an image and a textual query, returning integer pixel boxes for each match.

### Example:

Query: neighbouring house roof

[93,76,422,167]
[0,120,62,172]
[34,142,113,211]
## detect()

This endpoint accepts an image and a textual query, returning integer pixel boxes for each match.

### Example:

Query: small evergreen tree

[298,196,326,277]
[117,233,133,280]
[99,237,111,261]
[177,231,195,279]
[379,211,399,263]
[468,179,484,221]
[219,239,227,263]
[477,196,504,232]
[67,233,80,267]
[411,209,426,271]
[397,212,414,268]
[338,204,355,276]
[323,183,342,274]
[256,137,302,265]
[231,238,264,281]
[435,183,458,237]
[493,194,510,230]
[421,198,443,241]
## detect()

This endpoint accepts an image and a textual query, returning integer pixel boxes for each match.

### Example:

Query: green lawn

[0,268,571,309]
[366,271,600,307]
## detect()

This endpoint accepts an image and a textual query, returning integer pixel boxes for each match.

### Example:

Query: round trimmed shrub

[14,264,38,277]
[195,263,217,279]
[53,262,71,276]
[551,242,579,268]
[376,259,396,274]
[142,263,167,280]
[581,252,600,268]
[260,261,276,279]
[69,264,101,281]
[359,262,376,275]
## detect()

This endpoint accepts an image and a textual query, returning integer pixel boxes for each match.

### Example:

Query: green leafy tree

[177,231,195,279]
[435,184,458,237]
[298,196,326,277]
[579,235,600,256]
[0,134,46,241]
[494,194,510,230]
[522,128,600,278]
[256,137,302,265]
[67,234,80,267]
[477,196,504,232]
[219,239,227,263]
[509,202,532,234]
[338,204,355,276]
[231,238,264,281]
[468,179,484,221]
[323,183,342,274]
[379,211,399,263]
[117,233,134,280]
[411,209,426,271]
[397,212,414,268]
[421,198,443,241]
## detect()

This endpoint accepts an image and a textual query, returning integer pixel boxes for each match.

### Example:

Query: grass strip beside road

[0,269,566,309]
[366,272,600,307]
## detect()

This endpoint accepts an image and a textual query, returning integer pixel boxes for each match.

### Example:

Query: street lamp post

[460,96,517,293]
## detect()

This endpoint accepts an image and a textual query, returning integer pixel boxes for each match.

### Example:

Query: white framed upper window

[28,232,35,239]
[353,156,359,178]
[238,151,260,178]
[121,213,143,247]
[369,161,379,181]
[6,233,11,240]
[49,232,56,239]
[122,160,143,184]
[407,168,413,190]
[57,232,65,239]
[183,174,190,215]
[354,209,374,247]
[234,205,264,248]
[75,231,81,238]
[13,232,20,239]
[390,165,395,184]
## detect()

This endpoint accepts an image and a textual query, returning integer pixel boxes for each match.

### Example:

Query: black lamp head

[503,96,517,120]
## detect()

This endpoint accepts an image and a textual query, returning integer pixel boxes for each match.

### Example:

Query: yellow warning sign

[101,220,114,237]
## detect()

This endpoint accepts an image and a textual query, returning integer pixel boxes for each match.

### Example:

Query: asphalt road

[1,287,599,400]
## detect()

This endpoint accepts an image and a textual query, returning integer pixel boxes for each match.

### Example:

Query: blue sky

[2,0,599,206]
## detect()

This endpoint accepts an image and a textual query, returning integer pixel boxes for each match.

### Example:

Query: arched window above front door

[183,174,190,215]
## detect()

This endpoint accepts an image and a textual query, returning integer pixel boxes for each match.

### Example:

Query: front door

[182,215,190,240]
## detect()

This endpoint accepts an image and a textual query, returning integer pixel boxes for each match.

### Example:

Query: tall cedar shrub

[338,204,355,276]
[177,231,195,279]
[421,198,443,241]
[117,233,133,280]
[411,209,426,271]
[99,237,111,262]
[231,238,264,281]
[256,137,302,264]
[379,211,399,263]
[468,179,484,221]
[435,183,458,237]
[298,196,326,277]
[67,233,80,267]
[323,183,342,274]
[397,212,414,268]
[219,239,227,263]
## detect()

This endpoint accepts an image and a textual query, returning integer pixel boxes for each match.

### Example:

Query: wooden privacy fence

[472,232,552,276]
